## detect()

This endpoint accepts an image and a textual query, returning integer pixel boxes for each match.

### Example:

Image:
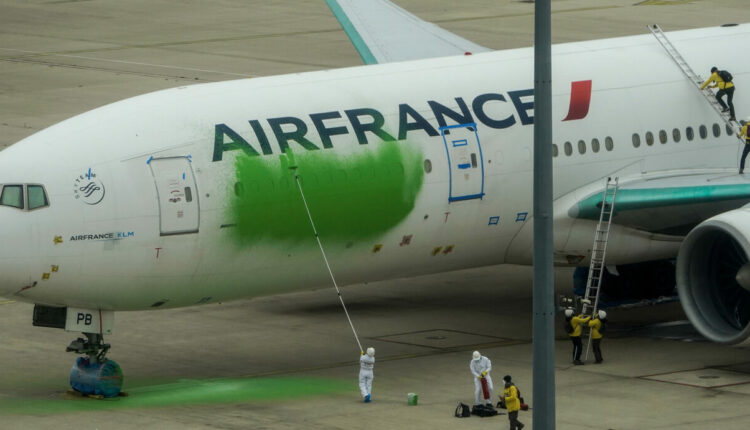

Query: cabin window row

[631,123,733,148]
[553,137,615,157]
[0,184,49,210]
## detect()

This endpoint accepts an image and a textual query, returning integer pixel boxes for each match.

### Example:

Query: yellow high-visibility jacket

[570,315,590,337]
[701,72,734,90]
[739,124,749,142]
[588,317,603,339]
[503,384,520,413]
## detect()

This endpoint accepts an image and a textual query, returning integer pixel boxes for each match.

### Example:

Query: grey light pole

[532,0,555,429]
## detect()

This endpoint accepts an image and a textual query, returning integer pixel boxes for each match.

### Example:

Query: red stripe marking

[562,80,592,121]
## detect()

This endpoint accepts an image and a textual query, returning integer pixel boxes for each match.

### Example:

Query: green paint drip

[0,377,349,415]
[229,141,424,245]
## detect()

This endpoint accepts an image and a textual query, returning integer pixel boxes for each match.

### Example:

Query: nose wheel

[66,333,123,398]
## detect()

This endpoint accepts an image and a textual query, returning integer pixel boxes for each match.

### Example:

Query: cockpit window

[28,185,48,210]
[0,185,24,209]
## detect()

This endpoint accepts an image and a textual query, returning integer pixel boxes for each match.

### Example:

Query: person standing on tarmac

[502,375,525,430]
[701,66,736,121]
[359,347,375,403]
[588,310,607,363]
[738,118,750,174]
[566,308,591,365]
[469,351,494,407]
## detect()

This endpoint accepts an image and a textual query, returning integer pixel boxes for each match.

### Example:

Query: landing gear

[66,333,123,398]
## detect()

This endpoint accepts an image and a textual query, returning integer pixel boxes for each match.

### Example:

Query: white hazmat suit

[359,348,375,401]
[470,352,493,405]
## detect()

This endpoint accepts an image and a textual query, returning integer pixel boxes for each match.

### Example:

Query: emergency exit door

[149,156,200,235]
[440,123,485,202]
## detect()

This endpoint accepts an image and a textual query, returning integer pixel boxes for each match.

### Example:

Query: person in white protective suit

[470,350,493,406]
[359,347,375,402]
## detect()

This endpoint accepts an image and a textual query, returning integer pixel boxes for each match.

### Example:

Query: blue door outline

[440,122,485,202]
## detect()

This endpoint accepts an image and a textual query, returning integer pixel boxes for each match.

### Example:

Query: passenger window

[552,144,558,157]
[632,133,641,148]
[27,185,48,210]
[577,140,586,154]
[726,124,734,136]
[659,130,667,144]
[591,138,600,153]
[423,159,432,173]
[686,126,695,141]
[645,131,654,146]
[699,125,708,139]
[673,128,681,143]
[605,137,614,151]
[0,185,24,209]
[564,141,572,156]
[184,187,192,203]
[712,123,721,137]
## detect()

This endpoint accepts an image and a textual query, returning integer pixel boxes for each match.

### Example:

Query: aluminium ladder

[581,176,618,319]
[648,24,743,138]
[581,177,618,360]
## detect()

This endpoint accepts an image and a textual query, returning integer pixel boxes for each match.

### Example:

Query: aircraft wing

[568,173,750,236]
[325,0,490,64]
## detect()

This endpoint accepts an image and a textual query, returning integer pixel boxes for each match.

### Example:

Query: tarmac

[2,1,750,429]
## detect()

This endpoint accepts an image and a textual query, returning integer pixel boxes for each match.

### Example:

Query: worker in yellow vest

[588,310,608,363]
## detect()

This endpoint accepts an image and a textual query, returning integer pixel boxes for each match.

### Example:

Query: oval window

[699,125,708,139]
[591,138,600,153]
[673,128,681,142]
[564,141,573,156]
[552,144,559,157]
[632,133,641,148]
[423,159,432,173]
[645,131,654,146]
[605,137,614,151]
[578,140,586,154]
[713,123,721,137]
[686,126,694,141]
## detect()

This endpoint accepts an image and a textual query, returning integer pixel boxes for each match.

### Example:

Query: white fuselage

[0,24,746,311]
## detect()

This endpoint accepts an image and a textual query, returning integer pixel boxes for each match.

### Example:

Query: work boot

[722,107,730,112]
[740,170,744,174]
[573,360,584,365]
[518,424,525,429]
[364,394,371,403]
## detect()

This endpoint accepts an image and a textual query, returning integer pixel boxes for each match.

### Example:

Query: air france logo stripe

[562,80,592,121]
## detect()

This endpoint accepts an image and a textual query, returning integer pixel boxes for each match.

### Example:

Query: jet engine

[676,207,750,345]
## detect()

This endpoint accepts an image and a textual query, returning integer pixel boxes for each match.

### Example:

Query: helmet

[366,347,375,357]
[744,116,750,125]
[564,308,574,317]
[711,66,718,73]
[503,374,512,382]
[598,310,607,319]
[472,351,481,360]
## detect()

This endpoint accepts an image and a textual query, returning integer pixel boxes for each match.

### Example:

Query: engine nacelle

[676,207,750,346]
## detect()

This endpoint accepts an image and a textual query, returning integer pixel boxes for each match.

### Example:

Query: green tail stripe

[325,0,378,65]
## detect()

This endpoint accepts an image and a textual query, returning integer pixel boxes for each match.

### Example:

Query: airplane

[1,0,749,397]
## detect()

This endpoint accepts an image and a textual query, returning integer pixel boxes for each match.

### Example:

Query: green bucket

[407,392,418,406]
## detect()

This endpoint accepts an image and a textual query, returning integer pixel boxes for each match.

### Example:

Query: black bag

[599,318,607,334]
[719,70,733,82]
[471,404,498,417]
[454,402,470,418]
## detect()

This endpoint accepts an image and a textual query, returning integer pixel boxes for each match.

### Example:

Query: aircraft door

[440,123,485,202]
[149,156,200,235]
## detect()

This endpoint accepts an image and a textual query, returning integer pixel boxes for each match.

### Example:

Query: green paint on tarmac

[229,141,424,245]
[0,377,349,415]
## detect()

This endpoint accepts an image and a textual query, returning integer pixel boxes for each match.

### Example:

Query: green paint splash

[0,377,349,415]
[229,141,424,245]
